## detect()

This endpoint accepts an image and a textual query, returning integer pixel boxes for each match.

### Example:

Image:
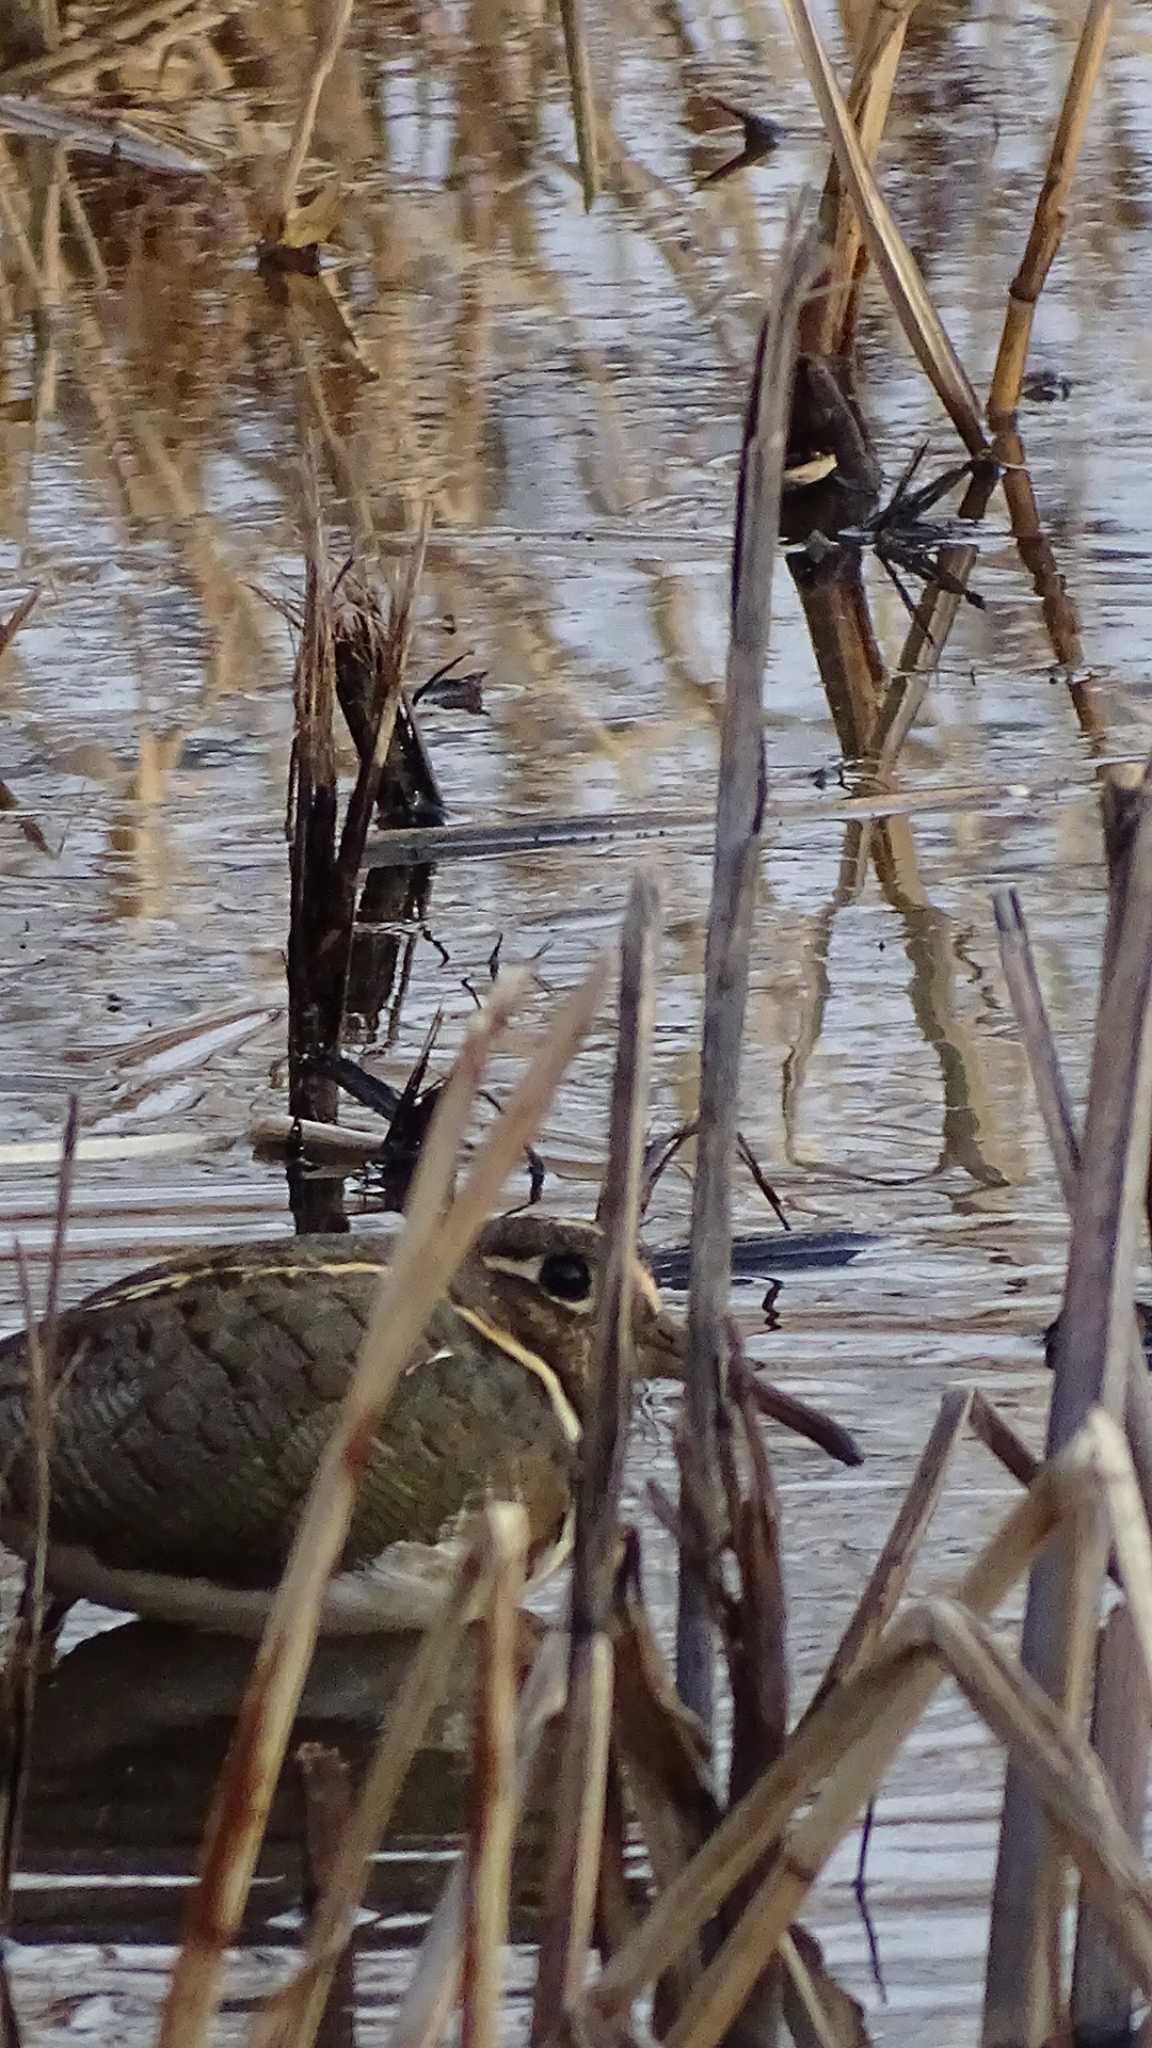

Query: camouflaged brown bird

[0,1214,684,1633]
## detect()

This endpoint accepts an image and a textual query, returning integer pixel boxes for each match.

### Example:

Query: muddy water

[0,0,1151,2037]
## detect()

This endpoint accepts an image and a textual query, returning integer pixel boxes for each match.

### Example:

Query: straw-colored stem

[277,0,355,226]
[249,1530,495,2048]
[532,874,658,2028]
[778,0,987,456]
[587,1446,1079,2018]
[391,1636,569,2048]
[807,0,920,356]
[988,0,1115,422]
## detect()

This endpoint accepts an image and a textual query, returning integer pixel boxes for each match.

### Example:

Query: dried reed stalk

[1072,1604,1152,2042]
[777,0,987,456]
[532,873,659,2032]
[0,588,39,665]
[557,0,599,209]
[993,885,1152,1526]
[803,0,919,358]
[391,1634,569,2048]
[461,1508,528,2048]
[988,0,1115,421]
[250,1530,495,2048]
[585,1439,1086,2022]
[276,0,355,228]
[295,1744,355,2048]
[678,211,818,1732]
[897,1596,1152,1993]
[160,958,609,2048]
[652,1434,1127,2048]
[984,792,1152,2046]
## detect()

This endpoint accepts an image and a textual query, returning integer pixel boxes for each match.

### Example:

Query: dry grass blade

[334,512,431,895]
[532,873,659,2033]
[988,0,1115,421]
[968,1392,1040,1489]
[160,958,608,2048]
[558,0,599,209]
[678,210,819,1732]
[249,1528,495,2048]
[391,1634,569,2048]
[585,1442,1079,2022]
[462,1508,528,2048]
[777,0,987,456]
[993,887,1079,1200]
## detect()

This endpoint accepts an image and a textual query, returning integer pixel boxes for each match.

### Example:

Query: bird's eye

[538,1251,593,1304]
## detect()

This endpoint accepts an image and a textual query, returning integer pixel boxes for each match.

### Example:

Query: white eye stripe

[481,1252,595,1313]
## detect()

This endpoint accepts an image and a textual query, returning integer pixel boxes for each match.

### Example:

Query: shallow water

[1,0,1151,2036]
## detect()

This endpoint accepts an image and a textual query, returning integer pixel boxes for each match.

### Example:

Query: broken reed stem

[777,0,987,456]
[648,1469,1107,2048]
[678,212,817,1735]
[334,510,430,894]
[391,1636,569,2048]
[984,794,1152,2047]
[898,1597,1152,1998]
[160,959,608,2048]
[462,1509,528,2048]
[532,873,659,2033]
[277,0,355,226]
[585,1443,1083,2023]
[557,0,599,209]
[988,0,1115,422]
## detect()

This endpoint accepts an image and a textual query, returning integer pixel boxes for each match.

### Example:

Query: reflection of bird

[0,1216,683,1633]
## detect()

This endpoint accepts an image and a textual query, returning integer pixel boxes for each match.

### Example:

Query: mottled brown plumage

[0,1214,683,1632]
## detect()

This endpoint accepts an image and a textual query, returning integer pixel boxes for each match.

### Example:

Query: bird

[0,1214,685,1635]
